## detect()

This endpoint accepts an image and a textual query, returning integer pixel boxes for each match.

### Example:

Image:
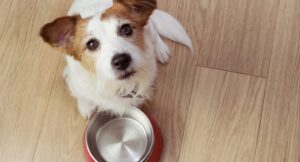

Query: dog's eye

[120,24,133,37]
[86,38,100,51]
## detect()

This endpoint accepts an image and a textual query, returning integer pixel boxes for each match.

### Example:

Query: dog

[40,0,192,119]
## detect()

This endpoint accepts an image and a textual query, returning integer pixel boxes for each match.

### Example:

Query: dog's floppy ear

[115,0,157,26]
[40,16,78,50]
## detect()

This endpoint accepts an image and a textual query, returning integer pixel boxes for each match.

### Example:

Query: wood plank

[254,0,300,161]
[198,0,280,77]
[143,0,200,161]
[0,0,14,39]
[0,0,72,161]
[179,67,266,162]
[32,61,86,162]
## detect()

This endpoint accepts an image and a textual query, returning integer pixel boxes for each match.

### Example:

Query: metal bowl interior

[85,108,154,162]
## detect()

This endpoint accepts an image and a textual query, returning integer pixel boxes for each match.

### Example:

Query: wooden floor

[0,0,299,161]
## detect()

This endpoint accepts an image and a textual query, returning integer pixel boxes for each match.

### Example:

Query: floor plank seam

[252,78,268,162]
[195,65,267,79]
[176,66,200,162]
[174,42,201,162]
[0,0,13,40]
[263,0,281,80]
[30,59,62,162]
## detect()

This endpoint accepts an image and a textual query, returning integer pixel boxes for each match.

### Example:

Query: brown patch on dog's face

[118,22,146,51]
[101,0,156,51]
[40,16,97,72]
[102,0,156,26]
[40,16,80,59]
[80,52,97,73]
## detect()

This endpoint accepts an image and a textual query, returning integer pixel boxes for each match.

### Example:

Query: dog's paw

[155,36,171,64]
[81,107,99,120]
[87,107,99,119]
[77,100,98,119]
[63,66,70,80]
[156,49,171,64]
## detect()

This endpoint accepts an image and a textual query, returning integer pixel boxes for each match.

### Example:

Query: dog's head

[40,0,156,81]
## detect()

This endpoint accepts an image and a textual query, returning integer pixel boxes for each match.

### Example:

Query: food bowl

[83,107,163,162]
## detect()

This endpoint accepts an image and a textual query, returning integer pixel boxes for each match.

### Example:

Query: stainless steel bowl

[85,108,154,162]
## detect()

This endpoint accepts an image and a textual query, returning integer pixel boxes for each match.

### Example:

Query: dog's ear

[40,16,78,50]
[115,0,157,26]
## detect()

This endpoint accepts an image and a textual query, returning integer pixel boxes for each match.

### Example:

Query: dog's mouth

[118,71,136,80]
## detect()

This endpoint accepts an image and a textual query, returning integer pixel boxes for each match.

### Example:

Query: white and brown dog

[40,0,192,119]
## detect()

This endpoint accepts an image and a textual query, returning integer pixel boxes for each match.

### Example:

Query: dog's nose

[111,53,132,70]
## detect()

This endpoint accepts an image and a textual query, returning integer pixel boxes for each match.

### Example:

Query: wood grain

[32,61,86,162]
[144,0,199,161]
[0,0,299,161]
[178,67,266,162]
[198,0,280,77]
[0,0,73,161]
[254,0,300,161]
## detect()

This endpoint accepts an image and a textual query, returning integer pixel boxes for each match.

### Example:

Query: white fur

[64,0,192,118]
[68,0,112,18]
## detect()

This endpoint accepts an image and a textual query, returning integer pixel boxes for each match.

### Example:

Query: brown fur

[102,0,156,26]
[74,19,97,72]
[40,16,81,59]
[40,16,96,72]
[102,6,146,51]
[101,0,157,51]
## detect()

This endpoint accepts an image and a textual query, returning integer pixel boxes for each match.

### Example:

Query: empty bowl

[83,107,163,162]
